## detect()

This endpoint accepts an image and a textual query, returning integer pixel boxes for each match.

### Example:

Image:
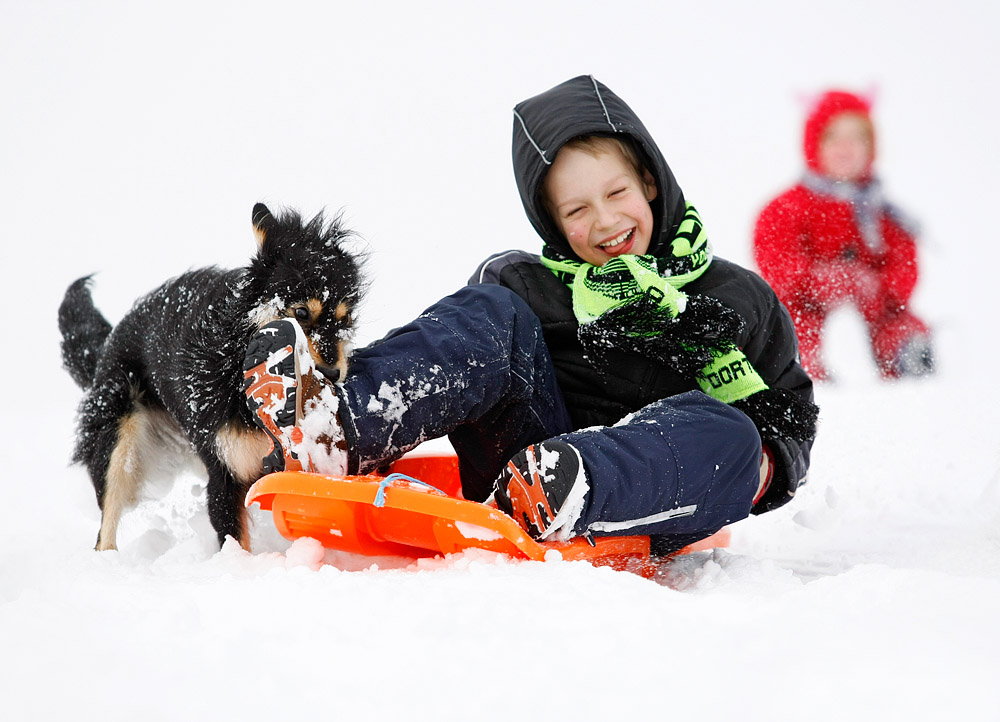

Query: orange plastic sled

[246,452,729,577]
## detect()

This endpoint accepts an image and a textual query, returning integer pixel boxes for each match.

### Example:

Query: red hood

[803,90,875,175]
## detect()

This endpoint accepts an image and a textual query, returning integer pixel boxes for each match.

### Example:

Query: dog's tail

[58,276,112,389]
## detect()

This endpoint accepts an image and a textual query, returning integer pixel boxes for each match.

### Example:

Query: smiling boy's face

[543,143,658,266]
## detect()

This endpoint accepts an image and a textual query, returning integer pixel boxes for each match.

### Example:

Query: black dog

[59,203,365,551]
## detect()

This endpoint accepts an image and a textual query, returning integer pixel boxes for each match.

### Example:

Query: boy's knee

[723,398,763,454]
[449,285,546,349]
[669,390,761,470]
[454,284,537,322]
[719,398,763,476]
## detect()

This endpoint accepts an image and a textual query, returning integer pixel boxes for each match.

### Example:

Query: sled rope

[373,473,446,507]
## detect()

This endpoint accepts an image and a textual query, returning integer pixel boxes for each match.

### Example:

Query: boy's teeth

[601,229,632,248]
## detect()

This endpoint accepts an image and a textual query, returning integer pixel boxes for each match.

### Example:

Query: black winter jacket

[471,75,815,512]
[471,251,813,512]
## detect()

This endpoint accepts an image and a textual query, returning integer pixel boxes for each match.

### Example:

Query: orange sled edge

[246,452,728,576]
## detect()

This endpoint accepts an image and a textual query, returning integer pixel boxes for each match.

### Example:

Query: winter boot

[493,440,589,542]
[892,334,935,378]
[243,319,321,474]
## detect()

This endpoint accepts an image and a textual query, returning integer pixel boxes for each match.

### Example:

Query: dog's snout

[317,365,341,383]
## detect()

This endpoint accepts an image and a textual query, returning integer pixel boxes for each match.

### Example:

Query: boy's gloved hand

[578,288,744,378]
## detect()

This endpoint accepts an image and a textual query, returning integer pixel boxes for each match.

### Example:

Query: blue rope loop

[372,473,447,508]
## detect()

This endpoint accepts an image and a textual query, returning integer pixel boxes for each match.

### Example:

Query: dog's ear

[252,203,276,247]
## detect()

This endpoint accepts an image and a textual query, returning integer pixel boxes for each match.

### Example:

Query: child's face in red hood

[818,112,873,182]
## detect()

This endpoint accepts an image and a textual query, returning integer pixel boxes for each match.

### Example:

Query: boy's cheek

[562,220,587,242]
[566,232,595,261]
[565,229,588,251]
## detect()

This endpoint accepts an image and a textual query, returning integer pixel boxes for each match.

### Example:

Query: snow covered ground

[3,1,999,720]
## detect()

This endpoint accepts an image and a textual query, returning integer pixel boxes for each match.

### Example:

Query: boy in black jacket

[244,76,817,554]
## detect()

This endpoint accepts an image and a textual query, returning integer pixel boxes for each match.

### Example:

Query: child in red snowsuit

[753,90,933,381]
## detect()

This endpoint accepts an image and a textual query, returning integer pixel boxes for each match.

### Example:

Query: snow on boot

[493,441,589,542]
[243,319,316,473]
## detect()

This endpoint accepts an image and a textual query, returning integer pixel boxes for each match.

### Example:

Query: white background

[2,2,998,720]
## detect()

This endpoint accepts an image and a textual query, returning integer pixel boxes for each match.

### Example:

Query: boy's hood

[512,75,687,261]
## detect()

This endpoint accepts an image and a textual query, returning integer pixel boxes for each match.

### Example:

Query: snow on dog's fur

[58,203,365,551]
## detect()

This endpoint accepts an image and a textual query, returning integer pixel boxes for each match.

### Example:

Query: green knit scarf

[540,203,768,404]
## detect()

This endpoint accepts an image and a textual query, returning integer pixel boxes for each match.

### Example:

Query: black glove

[578,289,744,378]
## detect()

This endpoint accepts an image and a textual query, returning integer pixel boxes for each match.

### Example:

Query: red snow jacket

[753,91,920,319]
[753,183,920,314]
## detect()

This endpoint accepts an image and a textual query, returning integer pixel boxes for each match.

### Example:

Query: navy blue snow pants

[337,285,761,546]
